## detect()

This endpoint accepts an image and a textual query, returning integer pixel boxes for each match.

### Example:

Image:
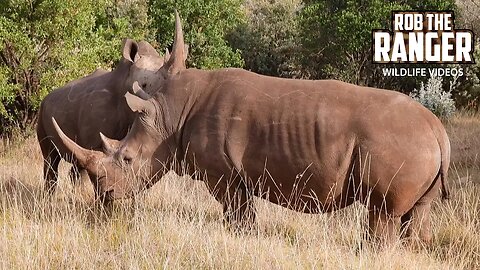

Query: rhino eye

[142,83,147,88]
[123,156,132,164]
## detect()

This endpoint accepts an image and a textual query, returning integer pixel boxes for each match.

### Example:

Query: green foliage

[298,0,457,89]
[299,0,406,83]
[149,0,245,69]
[0,0,149,135]
[1,0,479,136]
[228,0,301,78]
[404,0,456,10]
[453,49,480,109]
[457,0,480,37]
[454,2,480,109]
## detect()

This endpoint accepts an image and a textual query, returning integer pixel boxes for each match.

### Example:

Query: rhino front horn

[165,10,187,74]
[51,117,104,171]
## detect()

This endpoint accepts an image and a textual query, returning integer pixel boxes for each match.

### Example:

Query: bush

[298,0,406,83]
[298,0,456,90]
[228,0,302,78]
[148,0,245,69]
[0,0,149,136]
[410,76,456,118]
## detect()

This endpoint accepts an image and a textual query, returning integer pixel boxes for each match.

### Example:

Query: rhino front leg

[42,149,61,196]
[223,183,256,231]
[205,174,256,231]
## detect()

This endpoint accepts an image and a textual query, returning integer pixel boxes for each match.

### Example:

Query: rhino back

[39,69,130,155]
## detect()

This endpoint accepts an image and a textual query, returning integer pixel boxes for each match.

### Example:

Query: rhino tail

[437,125,451,200]
[439,147,450,200]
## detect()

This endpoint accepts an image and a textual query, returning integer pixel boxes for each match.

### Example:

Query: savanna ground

[0,112,479,269]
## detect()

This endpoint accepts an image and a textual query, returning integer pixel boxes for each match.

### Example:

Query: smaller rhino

[36,39,167,198]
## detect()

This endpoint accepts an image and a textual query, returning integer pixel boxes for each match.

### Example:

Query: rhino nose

[97,178,113,193]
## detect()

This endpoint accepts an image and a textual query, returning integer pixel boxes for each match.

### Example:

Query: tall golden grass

[0,112,479,269]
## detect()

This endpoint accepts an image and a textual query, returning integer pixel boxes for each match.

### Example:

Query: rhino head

[51,11,189,201]
[122,39,164,95]
[124,10,188,95]
[52,89,171,200]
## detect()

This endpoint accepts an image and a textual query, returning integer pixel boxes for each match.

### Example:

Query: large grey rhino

[53,15,450,244]
[37,39,167,198]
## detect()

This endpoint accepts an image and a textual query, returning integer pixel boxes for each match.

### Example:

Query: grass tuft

[0,112,479,269]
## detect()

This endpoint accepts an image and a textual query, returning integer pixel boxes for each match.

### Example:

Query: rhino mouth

[100,187,137,203]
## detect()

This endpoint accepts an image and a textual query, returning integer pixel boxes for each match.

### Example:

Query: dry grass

[0,112,479,269]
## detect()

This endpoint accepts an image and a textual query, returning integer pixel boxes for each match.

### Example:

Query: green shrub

[227,0,301,78]
[298,0,456,91]
[148,0,245,69]
[0,0,148,135]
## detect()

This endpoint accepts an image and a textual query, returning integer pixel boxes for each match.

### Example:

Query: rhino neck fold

[153,71,205,162]
[152,93,179,148]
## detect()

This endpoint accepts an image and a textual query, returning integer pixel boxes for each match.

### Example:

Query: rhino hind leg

[368,207,401,246]
[400,179,439,245]
[400,202,432,245]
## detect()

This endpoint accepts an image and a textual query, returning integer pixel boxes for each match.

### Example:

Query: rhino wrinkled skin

[37,39,165,197]
[53,12,450,244]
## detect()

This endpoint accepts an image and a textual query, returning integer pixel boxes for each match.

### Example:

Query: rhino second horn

[100,132,120,154]
[164,48,171,63]
[132,81,152,100]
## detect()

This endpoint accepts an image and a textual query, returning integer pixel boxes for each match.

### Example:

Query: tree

[299,0,405,84]
[298,0,456,91]
[228,0,302,78]
[455,0,480,109]
[0,0,149,135]
[148,0,245,69]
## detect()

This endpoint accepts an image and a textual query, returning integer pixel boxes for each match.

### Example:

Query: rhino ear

[122,39,139,63]
[99,132,120,155]
[125,92,155,114]
[137,41,160,57]
[164,10,187,75]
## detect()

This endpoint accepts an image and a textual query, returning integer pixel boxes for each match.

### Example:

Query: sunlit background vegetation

[1,0,479,135]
